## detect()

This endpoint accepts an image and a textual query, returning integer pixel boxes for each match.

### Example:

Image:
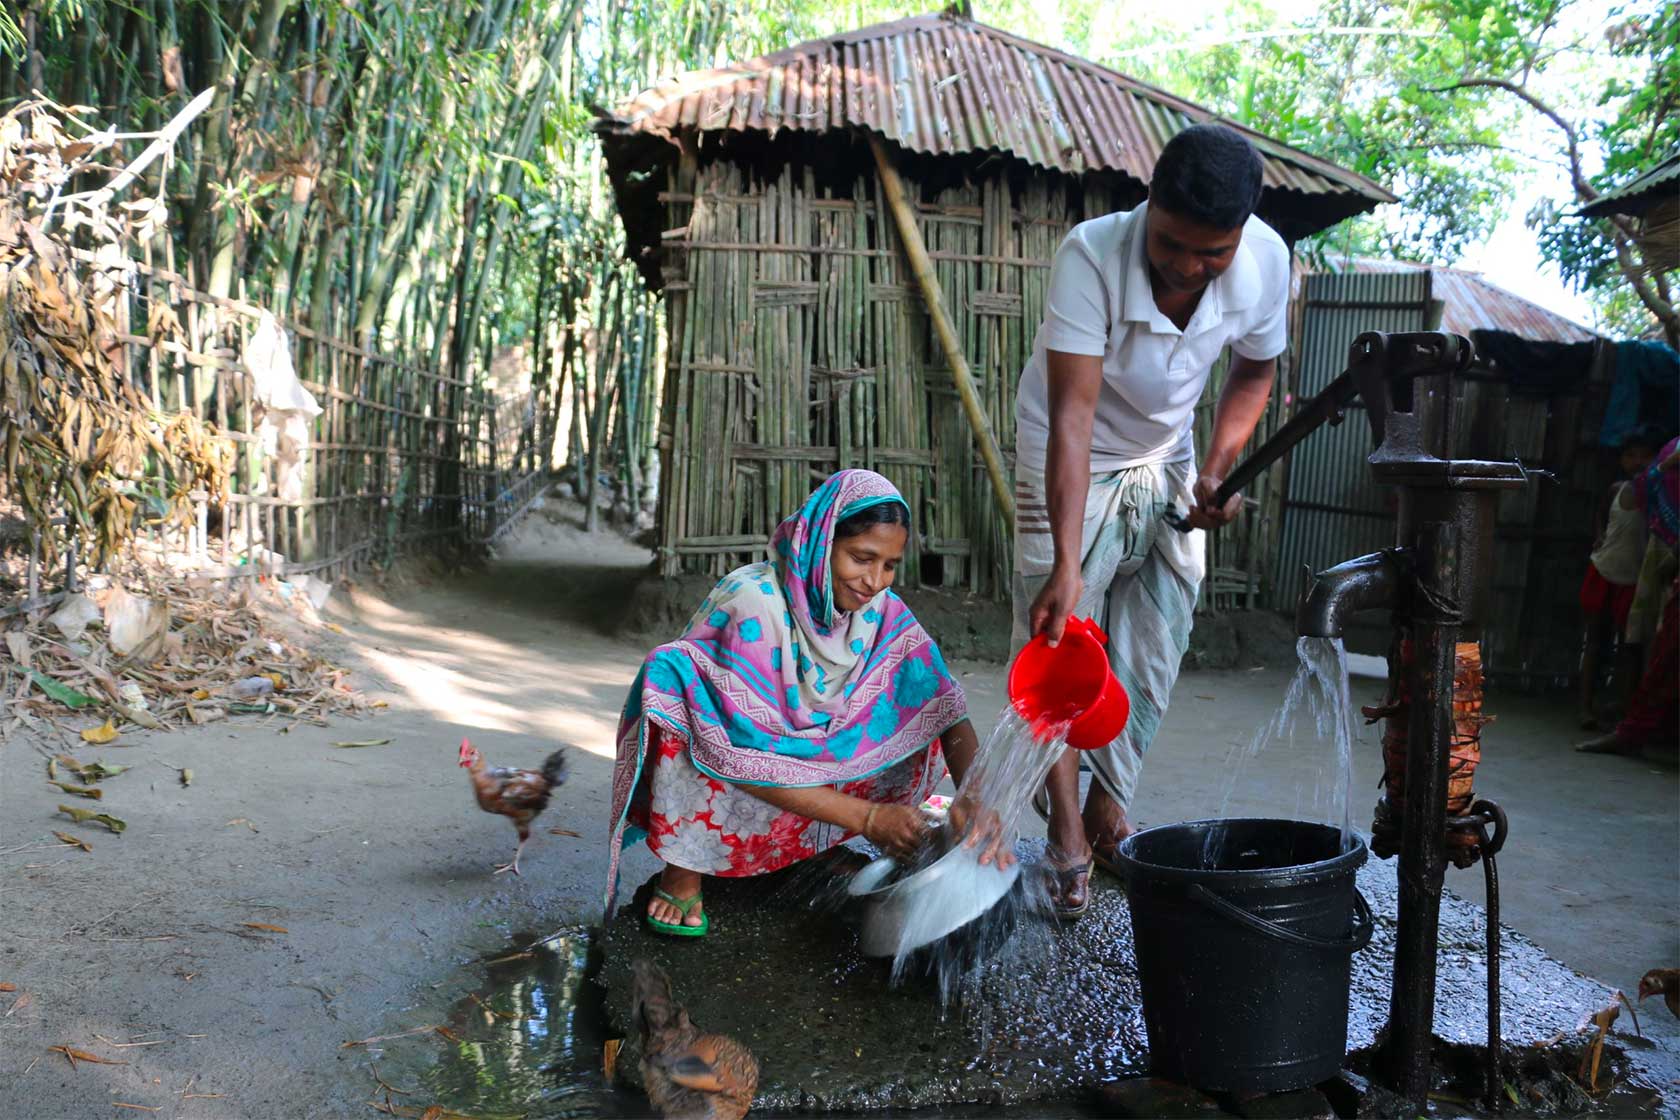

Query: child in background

[1578,426,1662,730]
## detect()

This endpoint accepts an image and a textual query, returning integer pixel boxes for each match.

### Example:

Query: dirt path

[1,501,1674,1117]
[0,504,662,1117]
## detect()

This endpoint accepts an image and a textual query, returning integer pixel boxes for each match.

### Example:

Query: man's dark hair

[1149,123,1266,231]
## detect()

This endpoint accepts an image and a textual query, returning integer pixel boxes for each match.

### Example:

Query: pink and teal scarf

[606,470,967,907]
[1635,436,1680,550]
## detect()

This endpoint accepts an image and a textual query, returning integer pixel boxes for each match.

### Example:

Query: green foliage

[1523,0,1675,336]
[1082,0,1549,262]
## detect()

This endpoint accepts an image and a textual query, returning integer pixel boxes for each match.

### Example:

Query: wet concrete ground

[2,502,1674,1117]
[591,849,1678,1114]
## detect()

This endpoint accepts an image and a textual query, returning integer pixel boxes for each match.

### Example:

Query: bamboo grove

[0,0,900,580]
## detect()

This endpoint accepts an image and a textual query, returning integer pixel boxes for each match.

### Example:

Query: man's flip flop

[646,888,710,938]
[1046,852,1094,920]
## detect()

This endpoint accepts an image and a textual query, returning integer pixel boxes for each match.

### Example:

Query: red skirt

[1580,563,1635,631]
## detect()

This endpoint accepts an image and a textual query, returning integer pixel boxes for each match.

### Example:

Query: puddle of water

[367,928,639,1119]
[369,919,1668,1119]
[367,922,1119,1119]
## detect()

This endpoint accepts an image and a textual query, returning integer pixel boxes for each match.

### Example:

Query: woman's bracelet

[863,804,879,841]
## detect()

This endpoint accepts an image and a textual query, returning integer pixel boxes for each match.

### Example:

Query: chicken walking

[458,739,567,876]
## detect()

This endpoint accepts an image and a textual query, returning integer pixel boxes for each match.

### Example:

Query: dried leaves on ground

[4,575,373,740]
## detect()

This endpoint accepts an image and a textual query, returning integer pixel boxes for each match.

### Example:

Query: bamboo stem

[868,135,1014,526]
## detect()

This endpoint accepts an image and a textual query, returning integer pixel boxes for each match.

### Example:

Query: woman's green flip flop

[646,888,710,937]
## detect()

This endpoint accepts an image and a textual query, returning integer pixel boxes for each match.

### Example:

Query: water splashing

[1210,636,1359,866]
[853,707,1069,1006]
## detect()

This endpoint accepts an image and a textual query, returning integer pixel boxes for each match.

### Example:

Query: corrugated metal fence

[1270,271,1431,653]
[1273,271,1615,687]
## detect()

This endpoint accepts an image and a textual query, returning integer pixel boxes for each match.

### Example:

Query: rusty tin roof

[1332,258,1599,343]
[601,11,1394,207]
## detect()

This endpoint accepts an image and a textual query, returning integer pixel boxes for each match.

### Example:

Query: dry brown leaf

[433,1026,462,1044]
[48,1044,126,1068]
[79,720,119,745]
[0,983,14,992]
[52,831,91,852]
[603,1038,621,1082]
[49,780,102,799]
[57,805,125,832]
[240,922,288,934]
[467,993,518,1021]
[420,1108,445,1120]
[547,827,581,838]
[6,993,32,1016]
[1580,998,1622,1091]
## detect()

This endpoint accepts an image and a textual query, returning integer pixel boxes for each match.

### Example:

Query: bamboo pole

[868,135,1013,526]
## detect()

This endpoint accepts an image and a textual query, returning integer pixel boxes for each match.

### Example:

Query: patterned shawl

[1636,436,1680,550]
[605,470,967,907]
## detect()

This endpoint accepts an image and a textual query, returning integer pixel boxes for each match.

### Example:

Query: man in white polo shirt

[1011,123,1290,917]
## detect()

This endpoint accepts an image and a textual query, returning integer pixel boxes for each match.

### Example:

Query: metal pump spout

[1295,550,1409,638]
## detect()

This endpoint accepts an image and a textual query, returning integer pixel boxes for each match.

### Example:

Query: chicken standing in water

[458,739,567,875]
[631,958,758,1119]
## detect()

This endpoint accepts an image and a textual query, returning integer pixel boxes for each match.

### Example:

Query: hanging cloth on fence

[245,311,322,506]
[1470,329,1596,397]
[1601,340,1679,448]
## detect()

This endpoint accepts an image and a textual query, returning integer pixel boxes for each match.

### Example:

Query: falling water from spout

[1211,636,1359,866]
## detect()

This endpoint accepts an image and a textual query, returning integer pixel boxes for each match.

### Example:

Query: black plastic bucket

[1115,818,1372,1094]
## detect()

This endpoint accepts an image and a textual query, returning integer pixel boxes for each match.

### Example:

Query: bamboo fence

[653,155,1294,609]
[3,253,548,618]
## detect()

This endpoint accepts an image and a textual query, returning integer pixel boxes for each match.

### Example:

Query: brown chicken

[631,958,758,1120]
[458,739,566,876]
[1638,968,1680,1017]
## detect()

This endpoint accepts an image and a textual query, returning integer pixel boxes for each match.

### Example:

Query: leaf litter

[47,1044,127,1069]
[5,576,375,738]
[57,804,126,832]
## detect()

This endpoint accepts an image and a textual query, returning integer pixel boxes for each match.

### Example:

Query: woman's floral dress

[627,727,946,876]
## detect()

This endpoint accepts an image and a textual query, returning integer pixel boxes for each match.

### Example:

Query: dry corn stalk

[0,99,235,571]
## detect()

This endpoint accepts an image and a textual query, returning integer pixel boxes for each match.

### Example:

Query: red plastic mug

[1007,616,1130,750]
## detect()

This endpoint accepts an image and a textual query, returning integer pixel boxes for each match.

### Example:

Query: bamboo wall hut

[597,10,1393,603]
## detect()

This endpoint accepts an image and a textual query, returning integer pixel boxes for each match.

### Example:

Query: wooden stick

[869,135,1014,526]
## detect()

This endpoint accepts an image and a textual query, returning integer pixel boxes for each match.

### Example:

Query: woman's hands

[948,793,1016,869]
[862,803,930,859]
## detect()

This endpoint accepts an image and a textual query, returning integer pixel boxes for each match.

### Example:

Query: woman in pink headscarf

[605,469,984,936]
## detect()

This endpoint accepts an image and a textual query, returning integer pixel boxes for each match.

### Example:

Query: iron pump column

[1210,330,1531,1105]
[1313,332,1529,1105]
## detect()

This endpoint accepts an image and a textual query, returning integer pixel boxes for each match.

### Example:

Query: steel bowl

[847,840,1022,959]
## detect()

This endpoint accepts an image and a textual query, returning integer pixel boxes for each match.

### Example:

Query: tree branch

[1429,78,1596,201]
[1605,223,1678,340]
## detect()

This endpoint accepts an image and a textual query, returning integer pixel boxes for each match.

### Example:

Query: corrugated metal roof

[1328,258,1599,343]
[1576,153,1680,218]
[603,11,1394,207]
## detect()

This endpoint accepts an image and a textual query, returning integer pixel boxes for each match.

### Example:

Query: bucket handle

[1187,883,1374,953]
